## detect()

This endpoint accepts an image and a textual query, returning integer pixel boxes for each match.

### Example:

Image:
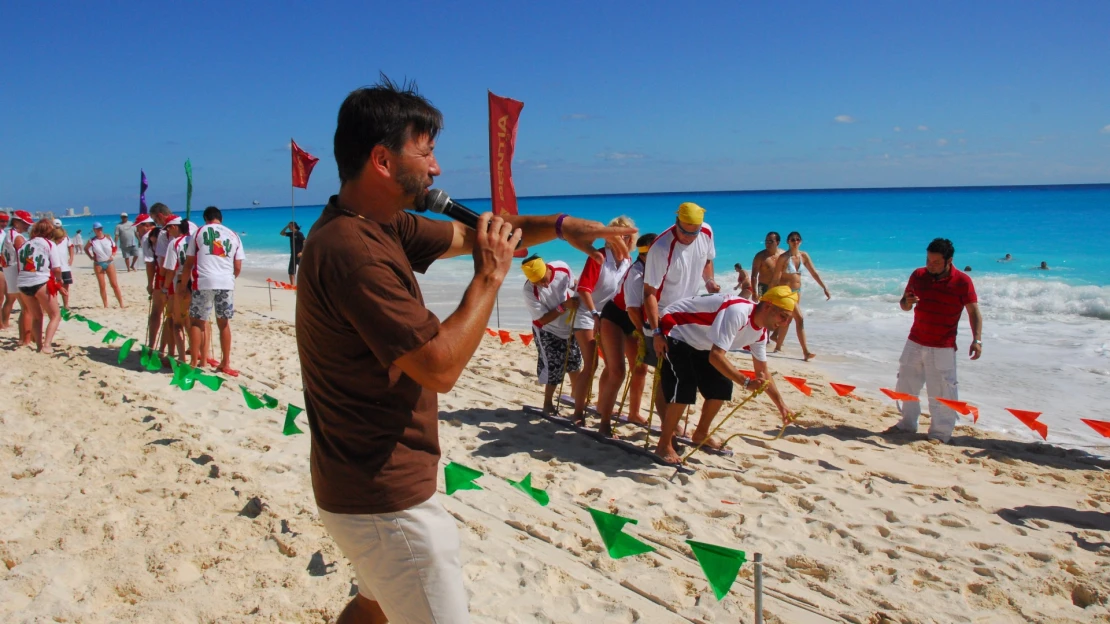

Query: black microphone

[419,189,480,229]
[420,189,521,247]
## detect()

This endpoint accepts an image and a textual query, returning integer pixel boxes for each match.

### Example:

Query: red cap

[134,214,152,225]
[0,213,9,222]
[12,210,33,224]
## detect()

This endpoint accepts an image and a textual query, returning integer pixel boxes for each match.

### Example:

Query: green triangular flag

[60,308,72,321]
[101,329,122,344]
[444,462,484,495]
[587,507,655,559]
[140,346,162,371]
[86,320,103,333]
[117,338,137,364]
[73,313,87,322]
[239,385,265,410]
[262,394,279,409]
[506,473,549,506]
[283,405,305,435]
[170,361,196,390]
[193,371,224,392]
[687,540,747,600]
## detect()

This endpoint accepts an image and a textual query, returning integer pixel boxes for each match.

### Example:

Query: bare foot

[803,351,816,362]
[690,434,725,451]
[772,347,783,354]
[623,413,649,425]
[542,404,558,415]
[40,347,54,355]
[599,422,619,439]
[569,412,587,426]
[655,446,682,466]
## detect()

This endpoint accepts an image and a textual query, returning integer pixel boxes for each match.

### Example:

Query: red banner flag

[498,329,514,345]
[829,382,856,397]
[1006,408,1047,440]
[880,388,919,402]
[291,139,319,189]
[488,91,527,257]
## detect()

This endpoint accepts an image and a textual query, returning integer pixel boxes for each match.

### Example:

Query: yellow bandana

[676,202,706,226]
[759,285,799,312]
[636,245,651,254]
[522,257,547,283]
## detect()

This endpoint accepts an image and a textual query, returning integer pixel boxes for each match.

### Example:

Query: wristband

[554,213,569,241]
[651,327,661,336]
[556,304,565,314]
[590,309,601,318]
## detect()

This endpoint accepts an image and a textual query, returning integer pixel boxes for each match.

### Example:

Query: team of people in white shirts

[0,205,245,374]
[521,201,800,465]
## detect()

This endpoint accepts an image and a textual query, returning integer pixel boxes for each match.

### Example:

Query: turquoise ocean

[59,184,1110,450]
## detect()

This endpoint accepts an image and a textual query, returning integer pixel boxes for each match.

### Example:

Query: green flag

[140,346,162,371]
[60,308,72,321]
[587,508,655,559]
[101,329,122,344]
[262,394,279,409]
[86,320,103,333]
[283,405,305,436]
[239,385,265,410]
[444,462,483,495]
[184,158,193,222]
[117,338,137,364]
[170,360,196,390]
[506,473,549,506]
[686,540,747,600]
[73,313,86,322]
[192,371,224,392]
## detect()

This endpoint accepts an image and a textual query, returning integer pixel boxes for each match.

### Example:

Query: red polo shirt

[906,267,977,349]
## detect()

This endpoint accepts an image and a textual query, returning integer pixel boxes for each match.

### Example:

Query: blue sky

[2,1,1108,214]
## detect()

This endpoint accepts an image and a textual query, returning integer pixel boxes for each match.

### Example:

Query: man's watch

[973,339,982,346]
[651,327,661,336]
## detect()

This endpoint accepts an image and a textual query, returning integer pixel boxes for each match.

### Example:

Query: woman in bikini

[771,231,830,361]
[84,222,126,309]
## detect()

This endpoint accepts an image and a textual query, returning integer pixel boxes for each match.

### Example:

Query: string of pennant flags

[483,326,1110,443]
[58,307,307,436]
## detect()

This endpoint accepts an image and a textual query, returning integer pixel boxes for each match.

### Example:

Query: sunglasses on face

[675,222,699,236]
[788,238,801,243]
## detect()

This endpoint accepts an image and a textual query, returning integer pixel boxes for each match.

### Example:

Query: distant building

[81,206,91,216]
[65,208,76,217]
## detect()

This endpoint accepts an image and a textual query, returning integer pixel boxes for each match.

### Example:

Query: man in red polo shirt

[886,238,982,443]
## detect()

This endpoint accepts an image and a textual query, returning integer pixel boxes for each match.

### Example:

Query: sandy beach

[2,255,1108,624]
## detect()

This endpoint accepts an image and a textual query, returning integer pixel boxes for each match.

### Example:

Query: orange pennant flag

[1005,408,1047,440]
[782,376,812,396]
[498,330,514,345]
[935,397,972,415]
[1080,419,1110,438]
[880,388,919,402]
[829,382,856,397]
[737,369,756,380]
[486,328,496,336]
[520,333,534,346]
[967,405,980,424]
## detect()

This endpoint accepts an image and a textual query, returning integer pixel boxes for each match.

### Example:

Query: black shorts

[20,283,45,297]
[757,283,770,298]
[660,337,733,405]
[288,255,301,276]
[600,300,635,335]
[61,271,73,285]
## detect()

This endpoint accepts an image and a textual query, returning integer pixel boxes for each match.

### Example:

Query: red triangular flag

[498,330,514,345]
[485,328,496,336]
[520,333,534,346]
[829,382,856,397]
[782,376,812,397]
[880,388,919,402]
[935,397,972,415]
[1080,419,1110,438]
[737,369,756,380]
[1005,408,1047,440]
[291,139,319,189]
[967,405,979,423]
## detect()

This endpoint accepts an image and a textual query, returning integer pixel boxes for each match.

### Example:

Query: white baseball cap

[53,218,63,226]
[120,212,128,217]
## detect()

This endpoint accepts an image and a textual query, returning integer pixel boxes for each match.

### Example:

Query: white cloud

[937,139,949,147]
[561,113,594,121]
[917,125,929,131]
[893,126,902,132]
[1102,124,1110,134]
[834,115,856,124]
[595,152,644,161]
[959,138,967,145]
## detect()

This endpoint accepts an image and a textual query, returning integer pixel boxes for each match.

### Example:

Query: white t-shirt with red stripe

[87,236,117,262]
[187,223,245,291]
[17,238,62,288]
[522,260,577,340]
[643,223,716,310]
[574,248,631,330]
[162,235,190,281]
[612,258,646,311]
[660,294,769,361]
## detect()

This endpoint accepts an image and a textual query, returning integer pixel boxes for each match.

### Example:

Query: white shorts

[318,495,470,623]
[2,267,17,295]
[572,309,597,331]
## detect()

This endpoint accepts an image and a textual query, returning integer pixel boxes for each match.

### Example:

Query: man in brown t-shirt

[297,78,634,624]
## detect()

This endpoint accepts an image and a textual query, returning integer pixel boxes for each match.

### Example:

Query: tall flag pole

[139,170,149,216]
[291,139,319,224]
[184,160,193,223]
[488,91,525,327]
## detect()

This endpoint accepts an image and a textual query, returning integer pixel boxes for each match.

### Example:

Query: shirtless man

[749,231,783,299]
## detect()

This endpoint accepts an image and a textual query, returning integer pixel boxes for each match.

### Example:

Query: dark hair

[203,206,222,222]
[522,253,542,265]
[786,231,802,242]
[291,222,300,231]
[926,238,955,260]
[334,75,444,184]
[149,202,171,217]
[766,231,780,243]
[636,233,656,248]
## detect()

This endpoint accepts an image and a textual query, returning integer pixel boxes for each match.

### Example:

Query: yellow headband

[676,202,705,226]
[759,285,799,313]
[522,257,547,283]
[636,245,651,254]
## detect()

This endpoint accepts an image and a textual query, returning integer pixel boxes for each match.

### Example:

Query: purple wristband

[554,213,569,241]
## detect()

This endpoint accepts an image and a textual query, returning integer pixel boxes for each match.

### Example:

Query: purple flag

[139,170,149,215]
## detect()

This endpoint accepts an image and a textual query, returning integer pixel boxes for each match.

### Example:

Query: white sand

[2,256,1108,623]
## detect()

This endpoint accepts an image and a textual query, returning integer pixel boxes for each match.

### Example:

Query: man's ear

[368,144,394,179]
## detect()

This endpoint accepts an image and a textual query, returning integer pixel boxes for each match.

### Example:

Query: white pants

[893,339,959,442]
[318,495,471,624]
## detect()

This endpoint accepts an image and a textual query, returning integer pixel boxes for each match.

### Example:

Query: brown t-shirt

[296,196,453,514]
